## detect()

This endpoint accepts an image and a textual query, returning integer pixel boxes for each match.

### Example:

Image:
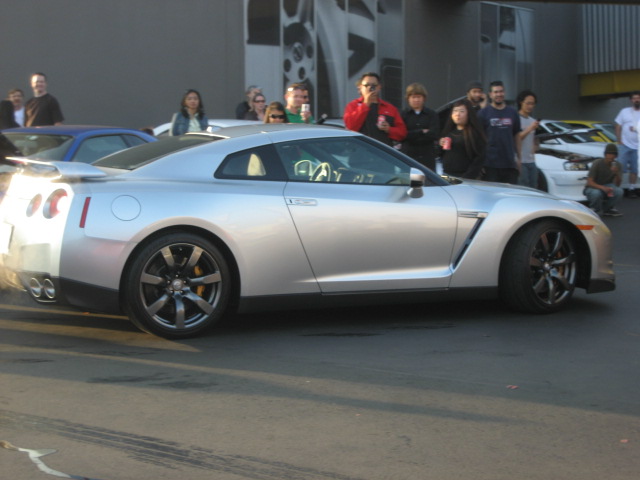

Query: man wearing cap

[466,81,487,111]
[584,143,623,216]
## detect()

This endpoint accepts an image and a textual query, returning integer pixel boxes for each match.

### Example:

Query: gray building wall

[0,0,244,129]
[404,0,627,122]
[0,0,629,129]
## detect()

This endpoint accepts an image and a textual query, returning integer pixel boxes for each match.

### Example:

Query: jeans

[584,184,623,212]
[518,162,538,188]
[618,144,638,175]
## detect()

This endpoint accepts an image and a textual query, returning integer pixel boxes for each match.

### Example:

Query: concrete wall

[0,0,245,129]
[404,0,627,123]
[403,0,482,111]
[0,0,627,129]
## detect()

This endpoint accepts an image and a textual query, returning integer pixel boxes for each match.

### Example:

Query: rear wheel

[500,221,577,313]
[123,232,231,338]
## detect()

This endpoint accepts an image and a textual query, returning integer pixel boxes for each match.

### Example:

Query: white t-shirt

[14,107,24,126]
[614,106,640,149]
[519,115,536,164]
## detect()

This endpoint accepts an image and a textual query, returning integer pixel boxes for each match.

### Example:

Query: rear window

[93,135,221,170]
[3,133,73,160]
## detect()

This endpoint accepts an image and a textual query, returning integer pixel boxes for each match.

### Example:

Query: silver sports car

[0,125,615,338]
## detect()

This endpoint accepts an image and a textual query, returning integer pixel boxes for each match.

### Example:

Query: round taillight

[43,189,69,219]
[26,194,43,217]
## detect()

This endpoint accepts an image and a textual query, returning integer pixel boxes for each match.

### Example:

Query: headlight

[563,161,589,171]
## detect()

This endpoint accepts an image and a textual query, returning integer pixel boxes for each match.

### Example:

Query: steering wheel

[311,162,333,182]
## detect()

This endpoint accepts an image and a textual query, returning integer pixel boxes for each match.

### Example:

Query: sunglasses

[270,114,286,119]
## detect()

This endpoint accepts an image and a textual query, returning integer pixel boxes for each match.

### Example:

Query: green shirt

[286,108,314,124]
[588,158,620,185]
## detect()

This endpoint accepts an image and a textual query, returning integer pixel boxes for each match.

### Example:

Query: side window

[122,134,148,148]
[72,135,129,163]
[215,144,286,181]
[274,137,411,185]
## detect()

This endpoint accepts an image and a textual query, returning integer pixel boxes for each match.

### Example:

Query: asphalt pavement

[0,195,638,480]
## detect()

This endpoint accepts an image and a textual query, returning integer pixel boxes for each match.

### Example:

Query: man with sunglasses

[343,72,406,146]
[284,83,314,123]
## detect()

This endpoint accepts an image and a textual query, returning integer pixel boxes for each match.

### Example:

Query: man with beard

[466,81,487,112]
[477,80,521,184]
[614,91,640,198]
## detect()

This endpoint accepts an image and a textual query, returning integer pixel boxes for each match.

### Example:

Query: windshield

[93,135,219,170]
[542,121,595,144]
[594,123,617,142]
[2,133,73,161]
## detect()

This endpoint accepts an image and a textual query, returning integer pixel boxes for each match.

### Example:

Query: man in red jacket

[343,72,407,146]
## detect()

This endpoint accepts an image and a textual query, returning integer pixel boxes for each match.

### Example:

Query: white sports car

[0,125,615,338]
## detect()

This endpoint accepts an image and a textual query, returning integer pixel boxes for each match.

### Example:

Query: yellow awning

[579,70,640,97]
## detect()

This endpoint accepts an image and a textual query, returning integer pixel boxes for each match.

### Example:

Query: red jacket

[343,97,407,142]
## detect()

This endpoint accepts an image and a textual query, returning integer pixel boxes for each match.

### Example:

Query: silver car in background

[0,125,615,338]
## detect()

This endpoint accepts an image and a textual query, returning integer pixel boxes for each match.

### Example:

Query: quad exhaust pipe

[28,277,56,300]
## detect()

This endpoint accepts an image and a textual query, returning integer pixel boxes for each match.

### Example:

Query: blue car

[1,125,156,164]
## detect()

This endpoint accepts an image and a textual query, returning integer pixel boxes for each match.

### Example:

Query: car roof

[187,123,359,140]
[153,118,261,136]
[3,125,152,136]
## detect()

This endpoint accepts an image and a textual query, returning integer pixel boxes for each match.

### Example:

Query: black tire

[500,220,577,314]
[123,232,231,338]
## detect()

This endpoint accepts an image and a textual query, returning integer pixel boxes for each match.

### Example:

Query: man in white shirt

[8,89,24,126]
[614,91,640,198]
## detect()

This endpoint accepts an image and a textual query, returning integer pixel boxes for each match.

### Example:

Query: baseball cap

[467,81,483,92]
[604,143,618,155]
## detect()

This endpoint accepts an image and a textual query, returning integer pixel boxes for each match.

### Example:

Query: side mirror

[407,168,425,198]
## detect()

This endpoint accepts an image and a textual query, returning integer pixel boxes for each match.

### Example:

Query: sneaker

[603,208,623,217]
[628,190,638,198]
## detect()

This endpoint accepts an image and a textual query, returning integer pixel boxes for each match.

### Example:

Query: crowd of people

[3,71,637,217]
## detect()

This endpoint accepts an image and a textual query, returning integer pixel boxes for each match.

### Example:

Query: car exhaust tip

[28,278,43,298]
[42,278,56,299]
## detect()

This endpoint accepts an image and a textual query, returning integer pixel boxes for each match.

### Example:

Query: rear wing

[4,157,107,179]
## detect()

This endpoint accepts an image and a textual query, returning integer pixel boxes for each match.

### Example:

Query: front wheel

[123,233,231,338]
[500,221,577,314]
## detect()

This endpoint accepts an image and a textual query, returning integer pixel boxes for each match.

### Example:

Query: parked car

[562,120,616,143]
[534,148,592,201]
[536,120,606,157]
[535,120,637,190]
[1,125,156,163]
[153,119,260,137]
[0,124,615,338]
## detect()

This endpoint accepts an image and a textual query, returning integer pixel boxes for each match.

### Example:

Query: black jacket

[400,107,440,170]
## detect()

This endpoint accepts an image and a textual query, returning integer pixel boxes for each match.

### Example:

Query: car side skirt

[236,287,499,313]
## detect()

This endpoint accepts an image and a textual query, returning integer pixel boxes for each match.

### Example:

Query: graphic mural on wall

[244,0,404,119]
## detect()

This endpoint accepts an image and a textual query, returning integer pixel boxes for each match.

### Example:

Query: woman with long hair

[439,99,486,179]
[170,89,209,136]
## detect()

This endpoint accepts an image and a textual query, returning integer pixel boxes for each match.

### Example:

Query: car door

[276,136,458,293]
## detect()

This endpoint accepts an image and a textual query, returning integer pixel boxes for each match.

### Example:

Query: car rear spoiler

[536,128,600,141]
[4,157,107,178]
